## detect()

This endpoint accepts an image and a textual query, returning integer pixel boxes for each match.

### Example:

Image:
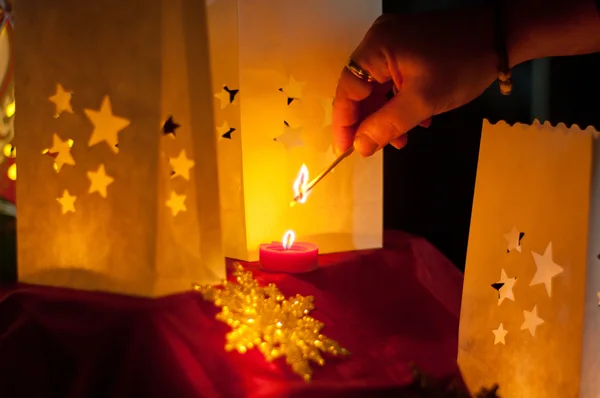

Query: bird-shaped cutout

[279,76,305,105]
[162,116,180,137]
[224,86,239,103]
[490,282,505,298]
[217,121,236,140]
[221,127,235,140]
[214,86,239,109]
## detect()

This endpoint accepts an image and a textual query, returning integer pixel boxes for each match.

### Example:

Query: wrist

[505,0,600,67]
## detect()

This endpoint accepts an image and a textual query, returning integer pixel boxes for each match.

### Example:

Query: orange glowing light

[293,164,309,204]
[282,230,295,250]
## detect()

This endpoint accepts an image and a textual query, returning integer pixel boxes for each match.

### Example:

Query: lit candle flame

[292,164,310,204]
[282,230,295,250]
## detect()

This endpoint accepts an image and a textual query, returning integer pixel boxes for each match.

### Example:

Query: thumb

[353,90,429,157]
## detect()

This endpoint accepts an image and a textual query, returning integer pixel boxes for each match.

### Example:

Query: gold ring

[346,59,376,83]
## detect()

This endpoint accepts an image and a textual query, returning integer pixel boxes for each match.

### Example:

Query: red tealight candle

[259,230,318,273]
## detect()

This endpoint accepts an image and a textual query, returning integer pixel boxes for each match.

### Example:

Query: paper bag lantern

[14,0,224,297]
[206,0,383,261]
[458,120,599,396]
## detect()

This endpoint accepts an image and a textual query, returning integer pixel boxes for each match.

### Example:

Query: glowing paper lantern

[459,120,599,396]
[14,0,224,296]
[206,0,383,261]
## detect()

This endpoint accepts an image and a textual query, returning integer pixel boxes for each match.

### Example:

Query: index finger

[331,67,373,155]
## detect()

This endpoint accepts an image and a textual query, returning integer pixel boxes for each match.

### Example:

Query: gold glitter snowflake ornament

[193,263,349,381]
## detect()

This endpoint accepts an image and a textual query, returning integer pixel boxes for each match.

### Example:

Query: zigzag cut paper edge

[484,119,599,139]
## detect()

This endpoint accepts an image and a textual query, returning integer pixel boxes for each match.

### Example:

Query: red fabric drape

[0,231,464,397]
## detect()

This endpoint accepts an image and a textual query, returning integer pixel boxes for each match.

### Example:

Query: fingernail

[390,141,403,150]
[354,134,378,157]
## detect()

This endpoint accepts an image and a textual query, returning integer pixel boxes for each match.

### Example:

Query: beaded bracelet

[493,1,512,95]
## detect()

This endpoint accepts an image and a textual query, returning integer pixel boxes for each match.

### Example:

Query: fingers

[331,68,373,155]
[390,134,408,150]
[353,90,429,157]
[419,118,432,128]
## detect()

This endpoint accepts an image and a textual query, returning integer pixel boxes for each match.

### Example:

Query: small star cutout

[320,97,333,128]
[214,86,239,109]
[48,84,73,116]
[279,76,305,105]
[217,121,236,140]
[494,269,517,305]
[166,191,187,216]
[47,133,75,172]
[57,190,76,214]
[87,164,114,198]
[503,225,524,253]
[162,116,180,137]
[521,305,544,337]
[169,150,195,180]
[492,323,508,345]
[274,121,303,151]
[530,242,564,297]
[84,95,131,153]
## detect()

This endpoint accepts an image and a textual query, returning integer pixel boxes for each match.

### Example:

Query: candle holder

[259,230,318,273]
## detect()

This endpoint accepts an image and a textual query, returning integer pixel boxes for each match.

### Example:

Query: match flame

[282,230,295,250]
[293,164,310,204]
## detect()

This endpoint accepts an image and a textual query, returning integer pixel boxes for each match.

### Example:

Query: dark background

[382,0,600,270]
[1,1,599,279]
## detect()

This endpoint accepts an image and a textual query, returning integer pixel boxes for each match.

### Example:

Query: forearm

[506,0,600,67]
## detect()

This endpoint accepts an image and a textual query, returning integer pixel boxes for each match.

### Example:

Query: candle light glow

[292,164,310,204]
[282,230,295,250]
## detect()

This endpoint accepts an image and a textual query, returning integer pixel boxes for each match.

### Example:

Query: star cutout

[214,86,239,110]
[274,121,303,151]
[494,269,517,305]
[48,84,73,116]
[87,164,114,198]
[521,305,544,337]
[503,225,524,253]
[217,121,236,140]
[84,96,131,153]
[279,76,305,105]
[57,190,76,214]
[320,97,333,128]
[169,150,195,180]
[597,292,600,306]
[530,242,564,297]
[166,191,187,216]
[46,133,75,172]
[162,116,180,137]
[492,323,508,345]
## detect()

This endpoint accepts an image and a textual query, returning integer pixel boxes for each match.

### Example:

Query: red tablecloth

[0,231,463,398]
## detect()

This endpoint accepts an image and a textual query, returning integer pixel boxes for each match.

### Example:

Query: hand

[332,6,498,157]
